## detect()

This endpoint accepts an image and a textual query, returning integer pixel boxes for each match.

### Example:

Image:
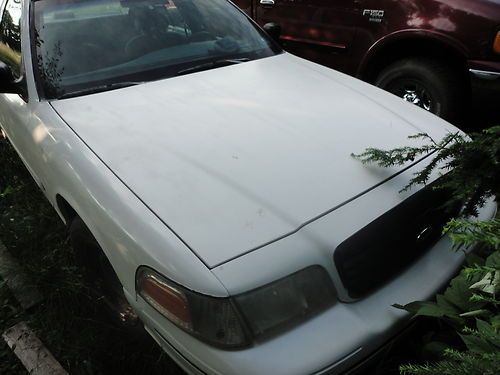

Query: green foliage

[399,320,500,375]
[352,126,500,216]
[394,251,498,326]
[353,126,499,375]
[444,219,500,251]
[399,349,500,375]
[394,245,500,375]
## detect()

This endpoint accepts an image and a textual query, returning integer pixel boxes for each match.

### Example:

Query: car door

[0,0,45,190]
[253,0,361,74]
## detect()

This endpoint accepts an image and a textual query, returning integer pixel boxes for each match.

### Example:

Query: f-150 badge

[363,9,385,23]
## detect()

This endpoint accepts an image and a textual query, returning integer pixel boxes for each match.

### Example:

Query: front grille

[334,184,461,299]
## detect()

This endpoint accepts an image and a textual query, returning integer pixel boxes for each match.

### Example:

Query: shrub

[353,126,500,375]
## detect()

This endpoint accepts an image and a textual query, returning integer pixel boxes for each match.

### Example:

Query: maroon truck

[233,0,500,122]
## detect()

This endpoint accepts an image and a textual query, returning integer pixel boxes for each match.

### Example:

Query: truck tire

[69,217,141,330]
[374,58,463,122]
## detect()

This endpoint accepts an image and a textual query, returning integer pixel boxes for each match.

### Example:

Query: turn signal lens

[138,266,335,347]
[139,272,192,329]
[494,31,500,54]
[136,267,249,348]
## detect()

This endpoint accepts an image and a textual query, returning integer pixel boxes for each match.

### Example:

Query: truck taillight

[494,31,500,54]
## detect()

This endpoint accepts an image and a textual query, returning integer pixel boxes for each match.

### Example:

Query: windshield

[33,0,280,99]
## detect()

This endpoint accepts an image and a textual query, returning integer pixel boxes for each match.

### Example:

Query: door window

[0,0,22,78]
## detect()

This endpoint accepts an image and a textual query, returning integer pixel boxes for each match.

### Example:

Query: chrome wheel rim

[387,79,434,113]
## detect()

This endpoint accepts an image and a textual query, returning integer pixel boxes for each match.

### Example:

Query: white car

[0,0,496,374]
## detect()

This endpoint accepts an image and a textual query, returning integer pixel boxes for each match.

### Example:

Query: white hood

[51,53,458,267]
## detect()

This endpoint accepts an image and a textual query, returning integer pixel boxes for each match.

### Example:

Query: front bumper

[127,198,497,375]
[469,69,500,81]
[468,60,500,92]
[467,60,500,126]
[468,60,500,81]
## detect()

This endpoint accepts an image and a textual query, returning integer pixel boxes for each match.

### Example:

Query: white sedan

[0,0,496,374]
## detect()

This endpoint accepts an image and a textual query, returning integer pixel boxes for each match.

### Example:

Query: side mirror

[0,61,19,94]
[263,23,281,44]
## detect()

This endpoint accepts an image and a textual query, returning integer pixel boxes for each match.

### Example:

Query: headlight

[137,267,249,348]
[137,265,336,348]
[235,266,336,339]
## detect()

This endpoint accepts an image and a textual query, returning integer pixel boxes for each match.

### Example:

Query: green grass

[0,139,183,375]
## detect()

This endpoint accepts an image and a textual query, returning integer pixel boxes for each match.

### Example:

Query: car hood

[52,53,457,268]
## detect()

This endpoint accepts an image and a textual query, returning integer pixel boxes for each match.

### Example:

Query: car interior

[37,3,201,76]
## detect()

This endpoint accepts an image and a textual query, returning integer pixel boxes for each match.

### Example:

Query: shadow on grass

[0,139,184,375]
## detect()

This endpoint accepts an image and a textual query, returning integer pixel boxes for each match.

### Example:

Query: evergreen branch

[399,349,500,375]
[444,219,500,251]
[352,126,500,217]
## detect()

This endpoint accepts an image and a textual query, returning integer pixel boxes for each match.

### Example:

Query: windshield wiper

[176,58,250,76]
[56,81,144,100]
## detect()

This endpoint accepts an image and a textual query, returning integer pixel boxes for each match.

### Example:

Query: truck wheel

[69,217,141,330]
[374,58,463,121]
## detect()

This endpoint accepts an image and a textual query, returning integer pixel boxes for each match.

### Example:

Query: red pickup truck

[233,0,500,122]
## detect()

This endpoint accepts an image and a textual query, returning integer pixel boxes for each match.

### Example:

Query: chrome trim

[469,69,500,81]
[260,0,275,5]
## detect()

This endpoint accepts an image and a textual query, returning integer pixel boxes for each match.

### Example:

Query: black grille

[334,185,461,299]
